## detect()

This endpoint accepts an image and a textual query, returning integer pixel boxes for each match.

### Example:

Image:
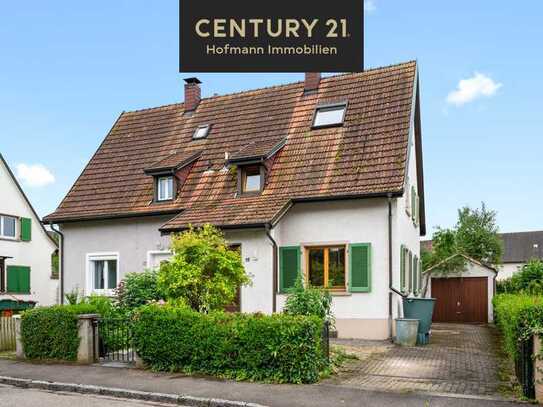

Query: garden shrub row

[132,304,327,383]
[493,293,543,358]
[21,303,99,360]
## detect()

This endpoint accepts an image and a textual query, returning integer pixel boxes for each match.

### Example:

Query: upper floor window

[312,103,347,128]
[157,176,174,201]
[0,215,16,239]
[192,124,210,140]
[241,165,261,194]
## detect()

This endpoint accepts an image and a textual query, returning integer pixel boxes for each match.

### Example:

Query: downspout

[265,223,278,313]
[50,224,64,305]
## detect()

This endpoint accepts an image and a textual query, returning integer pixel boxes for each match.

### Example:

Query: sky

[1,1,542,235]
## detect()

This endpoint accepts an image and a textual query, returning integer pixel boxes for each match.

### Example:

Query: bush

[158,225,250,312]
[21,304,99,360]
[116,270,163,310]
[493,294,543,358]
[496,260,543,294]
[132,304,327,383]
[283,276,334,327]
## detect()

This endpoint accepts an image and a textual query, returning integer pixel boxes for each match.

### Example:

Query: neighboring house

[498,231,543,280]
[44,61,426,339]
[426,254,496,324]
[0,154,58,314]
[421,231,543,281]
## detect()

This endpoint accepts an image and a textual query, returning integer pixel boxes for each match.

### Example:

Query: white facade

[0,155,58,308]
[497,263,524,280]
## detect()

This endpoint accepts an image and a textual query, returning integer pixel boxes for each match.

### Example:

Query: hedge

[493,294,543,358]
[132,304,327,383]
[21,304,99,360]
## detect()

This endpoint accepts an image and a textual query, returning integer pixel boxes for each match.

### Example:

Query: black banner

[180,0,364,72]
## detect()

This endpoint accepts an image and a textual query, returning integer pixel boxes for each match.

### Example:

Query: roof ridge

[124,60,417,115]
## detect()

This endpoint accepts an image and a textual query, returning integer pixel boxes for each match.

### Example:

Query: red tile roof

[44,61,422,232]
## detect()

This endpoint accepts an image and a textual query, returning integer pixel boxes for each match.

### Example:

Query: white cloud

[364,0,376,12]
[447,72,502,106]
[16,163,55,187]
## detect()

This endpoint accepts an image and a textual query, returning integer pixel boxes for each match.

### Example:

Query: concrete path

[0,384,175,407]
[0,358,523,407]
[326,323,512,397]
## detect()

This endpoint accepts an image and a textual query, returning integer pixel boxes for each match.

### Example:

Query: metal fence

[515,336,535,399]
[0,317,16,351]
[93,317,135,364]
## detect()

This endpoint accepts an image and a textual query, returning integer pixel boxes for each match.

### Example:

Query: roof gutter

[49,224,64,305]
[265,223,278,313]
[44,209,182,225]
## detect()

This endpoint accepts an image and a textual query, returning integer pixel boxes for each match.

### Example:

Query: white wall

[0,158,58,306]
[61,216,171,296]
[428,261,496,322]
[273,199,390,320]
[497,263,524,280]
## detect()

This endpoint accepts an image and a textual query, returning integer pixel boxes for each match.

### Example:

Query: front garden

[19,225,334,384]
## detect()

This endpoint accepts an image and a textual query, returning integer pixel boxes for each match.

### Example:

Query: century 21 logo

[195,18,349,39]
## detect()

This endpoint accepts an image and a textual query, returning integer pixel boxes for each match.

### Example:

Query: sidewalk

[0,359,524,407]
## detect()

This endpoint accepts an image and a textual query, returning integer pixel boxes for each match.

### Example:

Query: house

[426,253,496,324]
[498,231,543,280]
[0,154,59,314]
[422,231,543,281]
[43,61,425,340]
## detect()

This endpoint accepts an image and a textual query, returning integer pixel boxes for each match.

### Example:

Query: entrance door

[431,277,488,323]
[224,244,241,312]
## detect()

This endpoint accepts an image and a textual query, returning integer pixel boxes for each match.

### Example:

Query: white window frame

[0,215,18,240]
[312,102,347,128]
[157,176,174,201]
[146,250,172,270]
[86,252,119,296]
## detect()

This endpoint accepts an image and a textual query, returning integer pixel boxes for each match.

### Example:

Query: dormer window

[193,124,210,140]
[242,165,262,193]
[312,102,347,128]
[157,176,174,201]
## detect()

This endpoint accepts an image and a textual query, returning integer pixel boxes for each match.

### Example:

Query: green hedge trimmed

[493,294,543,358]
[132,304,327,383]
[21,304,98,360]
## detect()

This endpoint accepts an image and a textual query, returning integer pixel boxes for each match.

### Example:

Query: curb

[0,375,267,407]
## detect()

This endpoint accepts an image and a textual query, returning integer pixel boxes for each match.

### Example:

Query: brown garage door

[431,277,488,323]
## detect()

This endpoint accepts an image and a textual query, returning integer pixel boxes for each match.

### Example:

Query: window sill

[330,291,351,297]
[0,237,19,242]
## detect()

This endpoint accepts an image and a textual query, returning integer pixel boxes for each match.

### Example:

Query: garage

[428,254,496,323]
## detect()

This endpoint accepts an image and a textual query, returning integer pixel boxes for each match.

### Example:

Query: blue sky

[1,1,542,235]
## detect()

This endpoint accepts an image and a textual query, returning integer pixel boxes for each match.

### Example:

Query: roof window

[193,124,210,140]
[312,103,347,128]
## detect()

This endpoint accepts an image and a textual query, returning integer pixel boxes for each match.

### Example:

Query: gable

[44,61,420,230]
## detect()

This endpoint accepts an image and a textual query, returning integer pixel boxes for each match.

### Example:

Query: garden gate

[93,317,135,364]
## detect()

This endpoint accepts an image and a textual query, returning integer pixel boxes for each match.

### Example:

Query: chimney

[184,77,202,112]
[304,72,321,93]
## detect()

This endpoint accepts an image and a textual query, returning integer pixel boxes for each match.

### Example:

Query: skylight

[193,124,210,140]
[312,103,347,128]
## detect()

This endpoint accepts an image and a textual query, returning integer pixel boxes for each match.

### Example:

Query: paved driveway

[325,323,512,398]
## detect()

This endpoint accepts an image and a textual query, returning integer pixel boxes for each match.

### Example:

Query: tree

[157,224,250,312]
[421,203,503,295]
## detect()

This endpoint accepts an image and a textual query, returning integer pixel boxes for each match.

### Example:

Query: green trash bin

[402,297,435,345]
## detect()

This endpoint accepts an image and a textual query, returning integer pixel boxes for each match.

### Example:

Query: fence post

[78,314,99,364]
[534,335,542,403]
[322,320,330,362]
[12,315,23,359]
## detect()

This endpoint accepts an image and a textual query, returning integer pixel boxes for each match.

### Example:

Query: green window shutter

[413,256,418,293]
[411,187,416,222]
[6,266,30,293]
[20,218,31,241]
[408,251,413,293]
[400,244,405,291]
[279,246,300,293]
[349,243,371,292]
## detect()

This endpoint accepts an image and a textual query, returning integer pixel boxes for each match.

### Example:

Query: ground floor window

[306,246,346,290]
[87,253,118,294]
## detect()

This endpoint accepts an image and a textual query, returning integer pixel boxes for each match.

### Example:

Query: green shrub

[116,270,163,310]
[132,304,326,383]
[497,260,543,294]
[283,276,334,327]
[493,294,543,358]
[21,304,98,360]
